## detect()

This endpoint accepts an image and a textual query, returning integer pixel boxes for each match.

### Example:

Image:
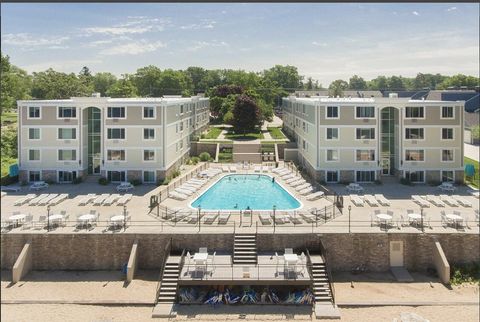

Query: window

[179,140,184,150]
[441,106,454,118]
[107,150,125,161]
[58,171,76,183]
[29,171,41,182]
[302,122,306,132]
[326,171,338,183]
[356,106,375,118]
[326,128,338,140]
[143,171,155,183]
[326,150,339,162]
[28,107,40,118]
[326,106,339,118]
[405,149,424,161]
[441,171,454,182]
[180,121,184,132]
[356,171,375,182]
[107,128,125,140]
[405,106,424,118]
[302,105,306,114]
[356,128,375,140]
[144,128,155,140]
[58,128,76,140]
[405,128,424,140]
[29,128,40,140]
[442,128,453,140]
[144,149,155,161]
[405,171,424,183]
[58,149,76,161]
[302,139,307,150]
[29,149,40,161]
[442,149,454,162]
[356,150,375,161]
[180,105,184,114]
[107,107,125,118]
[107,171,125,182]
[58,107,76,118]
[143,106,155,118]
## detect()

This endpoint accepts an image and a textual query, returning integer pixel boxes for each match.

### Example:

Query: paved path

[464,143,479,161]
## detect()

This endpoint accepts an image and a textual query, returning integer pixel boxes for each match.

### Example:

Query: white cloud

[82,16,169,36]
[2,33,69,47]
[23,59,103,73]
[312,41,327,47]
[83,36,132,48]
[99,40,166,56]
[412,11,420,16]
[187,40,228,52]
[180,19,216,30]
[446,7,457,12]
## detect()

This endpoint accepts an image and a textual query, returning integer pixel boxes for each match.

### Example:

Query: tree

[328,79,348,97]
[231,94,261,135]
[263,65,303,91]
[1,53,31,113]
[349,75,367,90]
[92,72,117,97]
[185,66,207,93]
[387,76,405,91]
[106,75,138,98]
[305,77,314,90]
[368,76,388,90]
[31,69,91,99]
[437,74,480,89]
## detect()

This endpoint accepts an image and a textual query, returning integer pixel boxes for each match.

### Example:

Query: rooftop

[17,95,207,105]
[285,96,463,104]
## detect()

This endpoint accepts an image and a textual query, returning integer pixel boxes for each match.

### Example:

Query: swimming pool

[190,174,301,211]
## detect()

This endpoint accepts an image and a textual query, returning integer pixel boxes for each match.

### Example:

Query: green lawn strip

[225,131,264,140]
[198,140,233,143]
[267,127,286,139]
[464,156,479,188]
[204,127,223,139]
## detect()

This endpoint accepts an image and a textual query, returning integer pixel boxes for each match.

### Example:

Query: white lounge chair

[184,181,203,188]
[49,193,68,206]
[285,176,302,184]
[350,194,364,206]
[299,187,314,195]
[412,195,430,208]
[14,194,36,206]
[439,195,459,207]
[169,191,188,201]
[305,191,324,201]
[222,166,229,173]
[116,194,133,206]
[229,165,237,172]
[426,195,445,207]
[272,167,286,174]
[280,171,293,178]
[29,181,49,191]
[103,194,121,206]
[364,195,378,207]
[276,168,290,176]
[93,194,110,206]
[259,213,272,225]
[290,179,306,187]
[116,182,134,192]
[374,194,390,206]
[217,212,231,224]
[452,195,472,207]
[38,194,58,206]
[282,174,296,180]
[29,194,49,206]
[179,185,197,193]
[254,166,261,173]
[203,212,218,224]
[286,213,302,224]
[175,188,194,196]
[295,183,311,191]
[299,211,316,223]
[78,194,96,206]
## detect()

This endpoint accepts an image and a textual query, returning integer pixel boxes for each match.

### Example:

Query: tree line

[1,51,479,114]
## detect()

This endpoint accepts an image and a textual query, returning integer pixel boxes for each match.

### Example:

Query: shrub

[130,179,142,186]
[160,178,170,186]
[199,152,212,162]
[191,135,200,142]
[400,177,413,186]
[200,134,206,139]
[450,262,480,285]
[98,177,110,185]
[190,156,200,165]
[72,177,83,184]
[171,170,181,178]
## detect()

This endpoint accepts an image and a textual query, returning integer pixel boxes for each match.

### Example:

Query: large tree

[328,79,348,97]
[1,53,31,113]
[263,65,303,91]
[387,76,405,91]
[437,74,480,89]
[92,72,117,97]
[349,75,367,90]
[231,94,262,135]
[106,75,138,98]
[31,68,91,99]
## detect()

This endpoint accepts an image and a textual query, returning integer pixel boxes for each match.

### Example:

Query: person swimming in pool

[272,177,275,183]
[234,203,238,209]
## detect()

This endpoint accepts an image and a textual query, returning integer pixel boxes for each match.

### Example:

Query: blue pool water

[190,174,301,210]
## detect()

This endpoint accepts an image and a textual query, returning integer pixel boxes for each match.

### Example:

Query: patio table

[48,214,64,227]
[193,252,208,277]
[408,213,422,226]
[376,213,392,230]
[109,215,125,228]
[78,214,96,227]
[9,214,26,227]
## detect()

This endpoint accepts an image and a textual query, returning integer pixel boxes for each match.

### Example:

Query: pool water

[190,174,301,210]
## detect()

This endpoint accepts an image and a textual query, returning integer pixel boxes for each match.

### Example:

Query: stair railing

[305,249,314,282]
[175,248,187,303]
[319,239,336,305]
[154,237,173,305]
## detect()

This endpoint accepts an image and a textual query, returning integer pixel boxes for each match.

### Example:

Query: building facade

[17,95,209,184]
[282,95,465,184]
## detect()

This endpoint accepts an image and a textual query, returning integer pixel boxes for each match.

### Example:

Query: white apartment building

[17,95,209,184]
[281,95,465,184]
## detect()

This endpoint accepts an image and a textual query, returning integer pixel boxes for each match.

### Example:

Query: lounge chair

[426,195,445,207]
[14,194,36,206]
[452,195,472,207]
[93,194,110,206]
[29,193,49,206]
[179,185,197,193]
[222,166,229,173]
[280,171,293,178]
[116,194,133,206]
[33,215,47,230]
[217,212,231,224]
[116,182,134,192]
[175,188,194,196]
[290,179,307,187]
[185,181,203,188]
[103,194,121,206]
[229,165,237,172]
[299,187,314,195]
[189,179,207,185]
[286,212,302,224]
[285,176,302,184]
[305,191,324,201]
[203,212,218,224]
[299,211,316,223]
[273,213,288,224]
[276,168,290,176]
[49,193,68,206]
[272,167,286,174]
[169,191,188,201]
[364,195,378,207]
[350,194,364,207]
[295,183,311,191]
[78,194,96,206]
[282,174,296,180]
[254,166,261,173]
[469,191,479,199]
[259,213,272,225]
[262,166,269,173]
[412,195,430,208]
[439,195,459,207]
[374,194,390,206]
[38,194,58,206]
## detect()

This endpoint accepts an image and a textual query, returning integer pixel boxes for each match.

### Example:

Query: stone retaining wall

[1,233,478,273]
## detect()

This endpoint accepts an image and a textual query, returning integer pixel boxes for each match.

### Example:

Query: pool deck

[1,164,479,235]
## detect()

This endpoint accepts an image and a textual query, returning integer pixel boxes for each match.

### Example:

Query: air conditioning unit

[64,140,71,144]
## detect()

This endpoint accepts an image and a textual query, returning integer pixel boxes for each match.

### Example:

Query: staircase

[233,233,257,265]
[310,257,333,304]
[156,256,181,304]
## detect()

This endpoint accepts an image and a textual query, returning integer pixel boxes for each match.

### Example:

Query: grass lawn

[267,127,287,140]
[203,127,223,139]
[464,156,479,188]
[225,130,264,141]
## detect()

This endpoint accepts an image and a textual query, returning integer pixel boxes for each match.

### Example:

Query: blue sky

[1,3,479,85]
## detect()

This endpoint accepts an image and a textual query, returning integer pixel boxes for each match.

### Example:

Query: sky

[1,3,479,86]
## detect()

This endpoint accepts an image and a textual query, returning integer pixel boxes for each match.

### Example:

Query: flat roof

[284,96,464,104]
[17,96,208,105]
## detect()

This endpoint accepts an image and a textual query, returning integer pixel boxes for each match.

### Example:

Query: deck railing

[154,237,173,305]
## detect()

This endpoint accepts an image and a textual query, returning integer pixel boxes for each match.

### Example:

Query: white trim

[57,128,78,140]
[325,105,340,119]
[23,125,78,128]
[106,127,127,141]
[106,106,127,119]
[354,149,376,162]
[28,170,42,182]
[142,128,156,141]
[28,149,41,162]
[354,127,375,140]
[354,106,376,119]
[57,170,77,183]
[440,170,455,182]
[325,149,340,162]
[440,127,455,141]
[56,106,78,120]
[440,106,455,119]
[404,106,425,119]
[28,128,41,141]
[104,125,163,129]
[26,106,41,120]
[354,170,377,183]
[318,124,461,129]
[142,149,156,162]
[57,148,78,162]
[142,106,157,120]
[404,127,425,141]
[403,170,425,183]
[404,149,425,163]
[441,149,455,163]
[325,127,339,141]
